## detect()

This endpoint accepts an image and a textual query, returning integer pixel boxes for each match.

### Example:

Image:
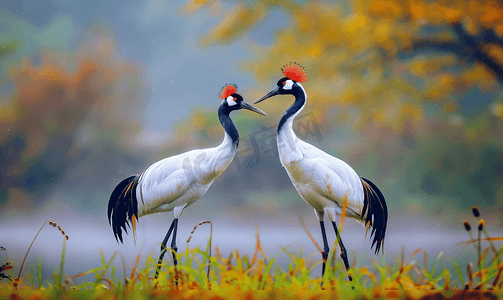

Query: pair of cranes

[107,63,388,281]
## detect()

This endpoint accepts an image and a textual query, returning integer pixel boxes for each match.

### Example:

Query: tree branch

[453,23,503,82]
[484,28,503,47]
[401,24,503,83]
[410,40,473,59]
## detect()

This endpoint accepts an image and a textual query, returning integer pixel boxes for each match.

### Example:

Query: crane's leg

[331,221,353,282]
[170,218,179,266]
[155,218,176,279]
[319,221,329,279]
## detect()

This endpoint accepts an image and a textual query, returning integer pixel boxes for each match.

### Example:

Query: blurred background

[1,0,503,283]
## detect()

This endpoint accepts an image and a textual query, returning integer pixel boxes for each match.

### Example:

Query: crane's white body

[254,71,386,280]
[109,89,267,280]
[137,133,236,219]
[276,84,365,223]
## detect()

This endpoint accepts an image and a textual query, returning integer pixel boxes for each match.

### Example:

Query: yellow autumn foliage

[180,0,503,161]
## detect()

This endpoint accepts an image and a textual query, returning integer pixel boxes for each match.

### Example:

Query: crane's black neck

[218,105,239,147]
[278,85,306,133]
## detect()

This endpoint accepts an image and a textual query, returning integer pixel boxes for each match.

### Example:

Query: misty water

[1,207,477,284]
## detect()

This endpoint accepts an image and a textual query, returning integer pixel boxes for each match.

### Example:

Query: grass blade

[57,238,67,289]
[259,257,276,290]
[426,251,443,280]
[38,255,42,289]
[448,257,464,287]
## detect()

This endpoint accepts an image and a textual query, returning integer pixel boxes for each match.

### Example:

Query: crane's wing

[305,143,388,254]
[307,155,364,216]
[138,149,218,215]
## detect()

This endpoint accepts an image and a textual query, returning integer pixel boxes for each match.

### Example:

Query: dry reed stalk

[14,220,68,289]
[187,220,213,289]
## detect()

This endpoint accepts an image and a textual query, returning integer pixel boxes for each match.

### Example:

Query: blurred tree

[0,28,148,210]
[182,0,503,210]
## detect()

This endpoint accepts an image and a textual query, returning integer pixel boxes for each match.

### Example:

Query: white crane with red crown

[108,84,266,278]
[254,63,388,283]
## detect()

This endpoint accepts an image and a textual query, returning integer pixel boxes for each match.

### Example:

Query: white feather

[136,132,236,218]
[284,80,294,90]
[226,96,237,106]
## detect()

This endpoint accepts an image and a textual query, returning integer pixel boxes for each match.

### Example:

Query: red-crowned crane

[254,63,388,283]
[108,84,266,278]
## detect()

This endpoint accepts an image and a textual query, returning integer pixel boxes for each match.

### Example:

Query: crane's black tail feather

[108,175,139,243]
[360,177,388,255]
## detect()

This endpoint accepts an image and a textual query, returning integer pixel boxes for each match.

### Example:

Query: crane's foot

[320,248,329,288]
[339,249,355,289]
[339,248,352,281]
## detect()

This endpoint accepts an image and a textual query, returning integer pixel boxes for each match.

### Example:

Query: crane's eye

[282,81,286,85]
[233,97,237,101]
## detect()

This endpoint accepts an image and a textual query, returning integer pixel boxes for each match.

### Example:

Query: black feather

[108,175,139,243]
[360,177,388,254]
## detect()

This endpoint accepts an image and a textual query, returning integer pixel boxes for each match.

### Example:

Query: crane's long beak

[241,101,267,116]
[254,86,280,104]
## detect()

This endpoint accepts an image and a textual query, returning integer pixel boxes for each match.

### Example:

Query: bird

[254,63,387,283]
[108,84,266,278]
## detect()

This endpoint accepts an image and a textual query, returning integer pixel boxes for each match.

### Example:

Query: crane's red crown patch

[219,84,238,99]
[282,62,307,82]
